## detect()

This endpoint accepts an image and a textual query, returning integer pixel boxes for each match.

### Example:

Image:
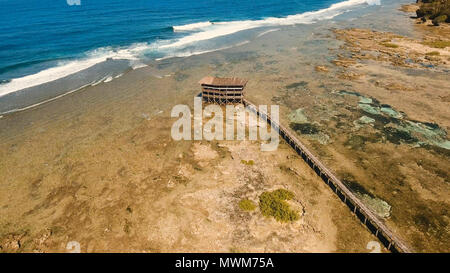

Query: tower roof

[199,76,248,87]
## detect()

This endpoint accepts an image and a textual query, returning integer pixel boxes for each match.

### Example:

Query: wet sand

[0,0,449,252]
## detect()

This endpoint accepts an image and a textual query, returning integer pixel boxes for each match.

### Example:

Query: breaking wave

[173,21,213,31]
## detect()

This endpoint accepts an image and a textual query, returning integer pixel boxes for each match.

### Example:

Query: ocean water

[0,0,381,113]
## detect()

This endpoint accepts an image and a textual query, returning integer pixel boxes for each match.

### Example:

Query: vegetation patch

[240,159,254,166]
[259,189,299,222]
[380,42,399,48]
[432,14,448,25]
[239,199,257,211]
[423,40,450,48]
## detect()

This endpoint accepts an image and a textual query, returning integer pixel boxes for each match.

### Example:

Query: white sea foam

[0,56,108,97]
[155,45,235,61]
[104,76,113,83]
[91,75,110,86]
[235,40,250,47]
[257,28,281,37]
[162,0,380,49]
[0,43,147,97]
[173,21,213,31]
[131,62,148,70]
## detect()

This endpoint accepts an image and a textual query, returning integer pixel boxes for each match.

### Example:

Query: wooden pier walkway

[243,99,413,253]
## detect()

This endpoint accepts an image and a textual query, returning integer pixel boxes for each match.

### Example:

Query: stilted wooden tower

[199,76,248,104]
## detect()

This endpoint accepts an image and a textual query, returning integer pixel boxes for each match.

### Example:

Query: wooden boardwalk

[243,99,413,253]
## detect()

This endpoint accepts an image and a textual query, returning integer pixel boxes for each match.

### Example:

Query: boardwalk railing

[243,98,412,253]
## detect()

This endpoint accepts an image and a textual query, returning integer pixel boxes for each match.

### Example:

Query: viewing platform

[199,76,248,104]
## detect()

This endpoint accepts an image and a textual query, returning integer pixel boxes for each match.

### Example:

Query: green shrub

[432,14,448,25]
[271,189,295,200]
[380,42,399,48]
[259,189,299,222]
[240,159,254,165]
[239,199,257,211]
